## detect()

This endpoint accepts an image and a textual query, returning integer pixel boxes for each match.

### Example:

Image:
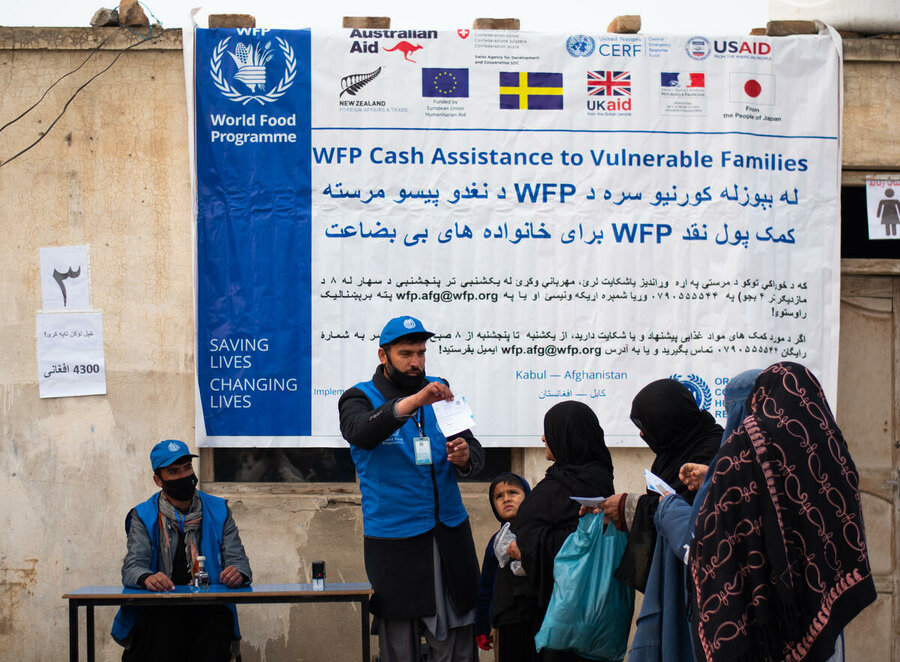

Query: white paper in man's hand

[431,395,476,436]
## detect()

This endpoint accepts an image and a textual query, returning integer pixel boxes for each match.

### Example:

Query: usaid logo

[670,373,712,410]
[210,35,296,105]
[714,40,772,56]
[685,36,711,60]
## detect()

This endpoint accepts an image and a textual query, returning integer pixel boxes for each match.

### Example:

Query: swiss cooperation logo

[210,36,296,105]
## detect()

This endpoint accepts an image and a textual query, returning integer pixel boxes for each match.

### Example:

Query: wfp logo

[670,373,712,410]
[210,36,296,105]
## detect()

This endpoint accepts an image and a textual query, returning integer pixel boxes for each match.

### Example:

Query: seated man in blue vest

[111,439,252,662]
[339,316,485,662]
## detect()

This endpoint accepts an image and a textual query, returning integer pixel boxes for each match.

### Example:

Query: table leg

[86,604,95,662]
[360,597,371,662]
[68,601,78,662]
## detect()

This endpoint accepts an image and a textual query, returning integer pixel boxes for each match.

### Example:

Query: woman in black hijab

[509,401,615,660]
[600,379,721,592]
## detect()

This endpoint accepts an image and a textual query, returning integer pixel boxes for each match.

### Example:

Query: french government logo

[670,373,712,410]
[566,34,595,57]
[211,36,296,105]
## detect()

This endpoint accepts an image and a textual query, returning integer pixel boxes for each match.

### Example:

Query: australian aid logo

[210,30,296,105]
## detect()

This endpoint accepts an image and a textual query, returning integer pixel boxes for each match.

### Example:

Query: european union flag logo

[499,72,563,110]
[422,68,469,97]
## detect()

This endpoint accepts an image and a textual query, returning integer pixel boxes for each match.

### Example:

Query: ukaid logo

[210,35,296,105]
[659,71,706,116]
[670,373,712,410]
[586,71,631,114]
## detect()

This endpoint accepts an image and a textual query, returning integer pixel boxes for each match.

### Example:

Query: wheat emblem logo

[210,36,296,105]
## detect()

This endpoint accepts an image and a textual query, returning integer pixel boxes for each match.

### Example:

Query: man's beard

[384,356,425,393]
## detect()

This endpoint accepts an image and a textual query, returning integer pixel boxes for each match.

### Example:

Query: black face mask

[160,473,198,501]
[384,355,424,393]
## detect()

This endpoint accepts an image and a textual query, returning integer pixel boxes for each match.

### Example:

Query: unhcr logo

[211,35,296,105]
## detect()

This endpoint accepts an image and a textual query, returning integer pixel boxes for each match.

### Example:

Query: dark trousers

[497,622,537,662]
[122,605,234,662]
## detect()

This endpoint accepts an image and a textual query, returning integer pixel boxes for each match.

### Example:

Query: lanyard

[175,510,185,531]
[414,407,426,436]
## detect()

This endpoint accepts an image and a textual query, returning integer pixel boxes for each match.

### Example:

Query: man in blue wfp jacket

[111,439,252,661]
[339,316,484,662]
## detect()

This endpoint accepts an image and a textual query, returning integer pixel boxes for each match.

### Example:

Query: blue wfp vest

[111,491,241,644]
[352,377,469,538]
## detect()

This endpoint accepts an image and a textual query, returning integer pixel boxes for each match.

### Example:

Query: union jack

[587,71,631,97]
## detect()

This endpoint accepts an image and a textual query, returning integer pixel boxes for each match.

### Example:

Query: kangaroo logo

[384,41,423,63]
[210,36,296,105]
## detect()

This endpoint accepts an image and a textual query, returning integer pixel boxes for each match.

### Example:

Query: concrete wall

[0,28,897,661]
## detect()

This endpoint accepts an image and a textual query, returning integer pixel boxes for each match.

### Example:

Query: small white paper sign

[569,496,608,508]
[37,312,107,398]
[40,245,91,310]
[865,177,900,241]
[431,395,476,436]
[644,468,677,497]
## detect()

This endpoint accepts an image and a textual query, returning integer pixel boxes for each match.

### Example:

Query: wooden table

[63,582,373,662]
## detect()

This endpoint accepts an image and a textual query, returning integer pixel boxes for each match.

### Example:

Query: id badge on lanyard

[413,408,432,465]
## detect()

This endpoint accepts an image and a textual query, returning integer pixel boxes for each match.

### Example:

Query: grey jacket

[121,493,252,588]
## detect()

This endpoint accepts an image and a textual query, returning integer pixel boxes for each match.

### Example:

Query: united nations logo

[566,34,595,57]
[210,36,296,105]
[685,36,711,60]
[670,373,712,410]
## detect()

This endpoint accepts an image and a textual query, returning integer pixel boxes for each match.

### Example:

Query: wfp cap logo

[566,35,595,57]
[670,373,712,410]
[168,441,180,452]
[211,36,296,105]
[403,318,416,329]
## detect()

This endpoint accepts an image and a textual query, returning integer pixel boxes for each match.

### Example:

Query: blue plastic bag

[535,512,634,661]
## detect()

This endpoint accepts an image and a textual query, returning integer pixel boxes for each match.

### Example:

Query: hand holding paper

[644,468,676,497]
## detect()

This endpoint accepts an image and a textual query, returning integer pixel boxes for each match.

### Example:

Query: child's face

[493,481,526,521]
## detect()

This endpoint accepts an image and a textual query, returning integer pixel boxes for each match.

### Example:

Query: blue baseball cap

[379,316,434,346]
[151,439,198,470]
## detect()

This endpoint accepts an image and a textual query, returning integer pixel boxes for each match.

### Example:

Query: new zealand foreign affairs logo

[670,373,712,410]
[211,36,296,105]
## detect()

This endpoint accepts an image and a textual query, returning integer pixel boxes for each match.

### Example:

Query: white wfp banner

[194,28,842,447]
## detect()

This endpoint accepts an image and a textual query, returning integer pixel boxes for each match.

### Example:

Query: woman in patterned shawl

[690,362,876,662]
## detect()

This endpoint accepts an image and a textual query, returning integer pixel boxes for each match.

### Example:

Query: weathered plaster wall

[0,27,194,661]
[0,28,896,662]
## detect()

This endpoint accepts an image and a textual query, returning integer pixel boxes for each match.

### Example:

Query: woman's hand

[679,463,709,491]
[599,493,623,527]
[507,540,521,560]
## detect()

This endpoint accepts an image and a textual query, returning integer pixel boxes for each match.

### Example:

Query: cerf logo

[458,29,470,39]
[385,41,423,63]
